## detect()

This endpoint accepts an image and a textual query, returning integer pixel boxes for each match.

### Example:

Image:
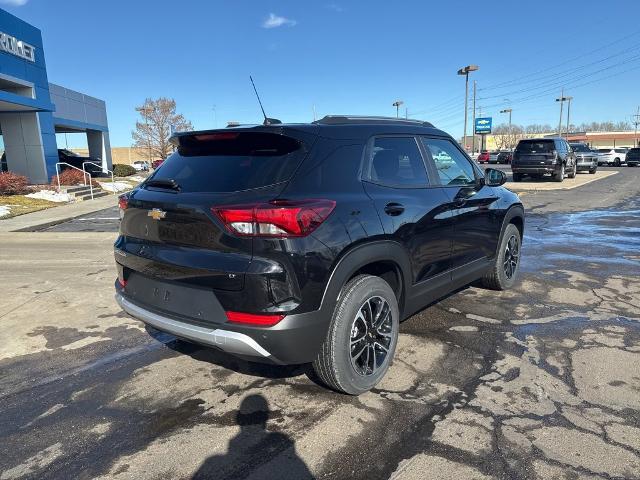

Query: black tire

[553,163,565,182]
[512,173,523,182]
[568,162,577,179]
[312,275,399,395]
[589,168,597,174]
[481,223,522,291]
[614,158,621,167]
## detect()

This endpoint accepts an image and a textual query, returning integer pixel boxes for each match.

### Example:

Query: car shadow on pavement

[191,394,315,480]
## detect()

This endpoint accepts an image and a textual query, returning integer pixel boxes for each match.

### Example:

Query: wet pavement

[1,168,639,479]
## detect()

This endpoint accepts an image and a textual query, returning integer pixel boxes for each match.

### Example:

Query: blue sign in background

[475,117,492,134]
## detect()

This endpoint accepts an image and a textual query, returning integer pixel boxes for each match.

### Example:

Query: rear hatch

[513,139,556,166]
[116,128,317,319]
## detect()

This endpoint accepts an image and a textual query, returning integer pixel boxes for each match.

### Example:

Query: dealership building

[0,8,111,183]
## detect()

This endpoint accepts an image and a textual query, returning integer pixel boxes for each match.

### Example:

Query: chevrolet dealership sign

[475,117,492,134]
[0,31,35,62]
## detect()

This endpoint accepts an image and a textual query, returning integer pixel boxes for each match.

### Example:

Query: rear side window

[597,149,612,153]
[149,132,306,193]
[367,137,429,187]
[516,140,555,153]
[614,149,627,153]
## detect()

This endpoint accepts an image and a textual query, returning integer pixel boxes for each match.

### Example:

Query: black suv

[626,147,640,167]
[511,137,577,182]
[114,116,524,394]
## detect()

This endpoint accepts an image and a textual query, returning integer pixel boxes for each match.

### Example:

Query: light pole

[458,65,479,151]
[393,100,404,119]
[472,81,477,154]
[555,89,570,137]
[565,96,573,138]
[500,108,513,149]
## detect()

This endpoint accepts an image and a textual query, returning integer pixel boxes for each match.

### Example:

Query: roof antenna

[250,75,281,125]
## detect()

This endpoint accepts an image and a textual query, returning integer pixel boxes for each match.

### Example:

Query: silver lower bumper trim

[115,293,271,358]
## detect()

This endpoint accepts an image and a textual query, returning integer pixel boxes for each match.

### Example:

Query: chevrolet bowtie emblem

[148,208,167,220]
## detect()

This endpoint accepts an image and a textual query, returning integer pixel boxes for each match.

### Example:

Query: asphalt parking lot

[1,166,639,479]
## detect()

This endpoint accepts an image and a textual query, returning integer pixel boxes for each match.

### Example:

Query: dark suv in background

[511,137,577,182]
[626,147,640,167]
[114,116,524,394]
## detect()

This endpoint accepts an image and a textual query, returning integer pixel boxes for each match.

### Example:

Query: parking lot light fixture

[458,65,479,151]
[393,100,404,119]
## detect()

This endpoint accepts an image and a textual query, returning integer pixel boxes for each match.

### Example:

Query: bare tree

[132,98,193,161]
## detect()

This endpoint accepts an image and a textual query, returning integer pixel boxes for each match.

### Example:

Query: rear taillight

[226,311,285,326]
[212,199,336,237]
[118,195,128,220]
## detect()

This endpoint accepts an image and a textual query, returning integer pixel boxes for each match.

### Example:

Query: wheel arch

[319,240,412,318]
[495,204,525,258]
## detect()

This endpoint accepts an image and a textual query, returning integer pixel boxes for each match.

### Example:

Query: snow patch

[25,190,72,203]
[98,181,133,193]
[0,205,11,218]
[129,175,146,183]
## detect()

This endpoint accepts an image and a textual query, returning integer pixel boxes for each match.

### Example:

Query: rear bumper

[115,290,330,365]
[511,166,558,174]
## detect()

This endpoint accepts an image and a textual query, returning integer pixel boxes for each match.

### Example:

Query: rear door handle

[384,202,405,216]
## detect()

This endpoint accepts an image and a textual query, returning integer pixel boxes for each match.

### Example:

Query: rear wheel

[614,158,621,167]
[481,223,522,291]
[553,163,565,182]
[312,275,399,395]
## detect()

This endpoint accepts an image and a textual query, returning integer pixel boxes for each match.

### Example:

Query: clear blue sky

[3,0,640,147]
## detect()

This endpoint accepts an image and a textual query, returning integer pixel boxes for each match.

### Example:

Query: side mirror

[485,168,507,186]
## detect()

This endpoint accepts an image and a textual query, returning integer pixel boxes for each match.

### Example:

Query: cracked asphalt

[0,166,639,479]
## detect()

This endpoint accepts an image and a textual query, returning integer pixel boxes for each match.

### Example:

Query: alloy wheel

[503,235,520,280]
[349,296,394,376]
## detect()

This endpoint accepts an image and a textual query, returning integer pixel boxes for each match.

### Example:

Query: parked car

[151,159,164,169]
[477,150,490,163]
[626,147,640,167]
[57,149,105,176]
[569,143,598,174]
[132,160,150,171]
[496,151,513,164]
[511,138,577,182]
[595,148,627,167]
[488,151,500,164]
[114,116,524,394]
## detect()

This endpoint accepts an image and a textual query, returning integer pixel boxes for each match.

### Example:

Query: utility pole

[633,106,640,147]
[393,100,404,119]
[565,96,573,139]
[457,65,479,151]
[556,89,570,137]
[472,81,477,154]
[500,108,513,149]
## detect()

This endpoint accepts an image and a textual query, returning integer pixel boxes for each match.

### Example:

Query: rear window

[515,140,555,153]
[149,132,306,193]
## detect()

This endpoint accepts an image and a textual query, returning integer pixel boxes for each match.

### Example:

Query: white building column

[87,129,112,172]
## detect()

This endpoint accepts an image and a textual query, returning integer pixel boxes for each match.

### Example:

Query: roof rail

[313,115,434,128]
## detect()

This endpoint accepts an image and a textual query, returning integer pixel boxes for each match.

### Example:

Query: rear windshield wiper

[145,178,181,191]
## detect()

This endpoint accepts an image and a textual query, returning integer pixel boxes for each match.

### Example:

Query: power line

[479,28,640,91]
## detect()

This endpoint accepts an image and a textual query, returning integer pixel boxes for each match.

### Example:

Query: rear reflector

[212,199,336,237]
[226,311,285,326]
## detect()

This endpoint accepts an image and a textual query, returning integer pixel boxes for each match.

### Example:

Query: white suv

[596,148,627,166]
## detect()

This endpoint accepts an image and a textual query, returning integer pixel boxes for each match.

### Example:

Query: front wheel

[312,275,399,395]
[568,162,577,179]
[481,223,522,291]
[614,158,621,167]
[512,173,523,182]
[589,168,597,174]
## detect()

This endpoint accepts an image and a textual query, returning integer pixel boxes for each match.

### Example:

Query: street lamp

[392,100,404,119]
[555,89,571,137]
[458,65,479,151]
[500,108,513,149]
[564,96,573,138]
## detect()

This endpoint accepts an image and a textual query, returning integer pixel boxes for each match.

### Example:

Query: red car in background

[477,151,490,163]
[151,159,164,169]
